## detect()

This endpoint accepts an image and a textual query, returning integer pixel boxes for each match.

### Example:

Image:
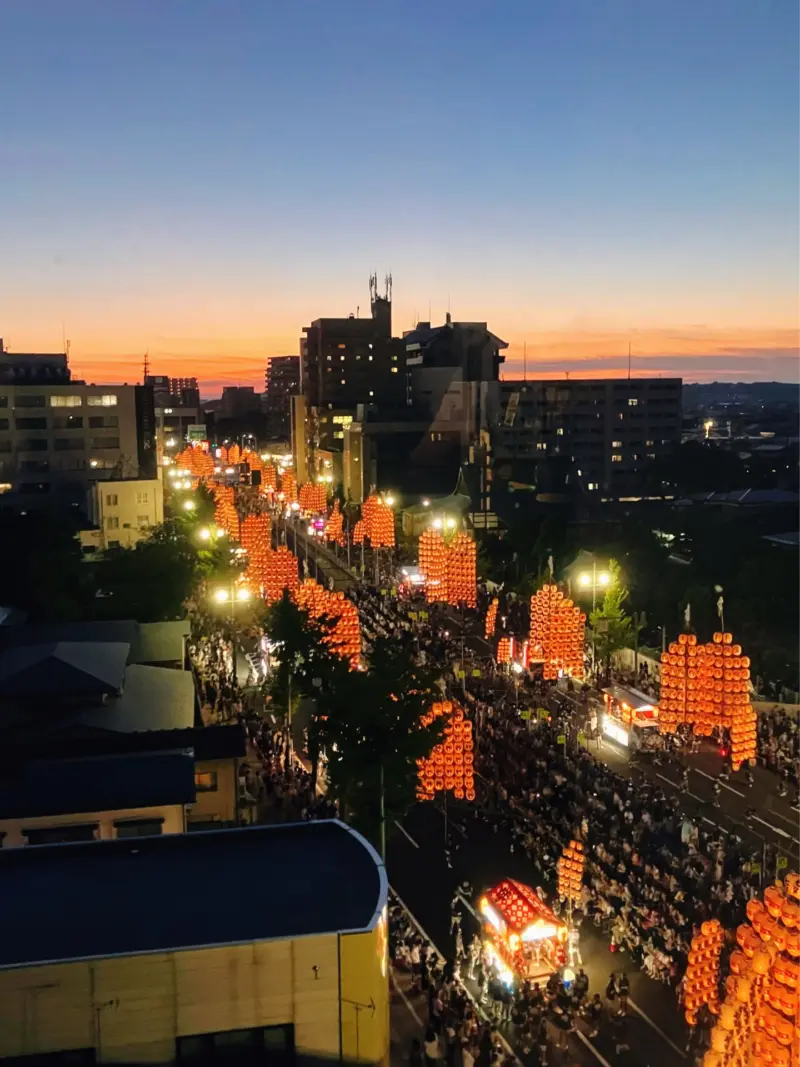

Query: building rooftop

[0,618,189,666]
[0,641,129,699]
[0,749,195,820]
[0,820,386,969]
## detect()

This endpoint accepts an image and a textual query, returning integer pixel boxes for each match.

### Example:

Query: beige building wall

[0,803,185,848]
[188,757,239,826]
[91,477,164,548]
[0,924,389,1066]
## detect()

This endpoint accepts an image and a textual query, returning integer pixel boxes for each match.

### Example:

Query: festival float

[479,878,567,986]
[600,683,660,750]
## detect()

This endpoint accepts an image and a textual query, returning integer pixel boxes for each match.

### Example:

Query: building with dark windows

[0,820,389,1066]
[264,355,300,440]
[145,374,200,409]
[482,377,682,501]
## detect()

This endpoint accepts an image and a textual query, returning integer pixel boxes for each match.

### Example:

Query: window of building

[340,355,345,361]
[115,818,164,839]
[88,415,119,429]
[177,1024,294,1064]
[106,493,118,506]
[0,419,8,430]
[20,460,50,473]
[136,490,148,504]
[195,771,218,792]
[391,367,398,373]
[15,394,46,408]
[369,390,374,397]
[536,442,547,451]
[556,428,564,435]
[25,824,98,845]
[0,441,10,453]
[337,343,346,349]
[588,483,597,490]
[612,440,622,447]
[628,398,639,407]
[326,355,332,361]
[611,454,623,462]
[0,396,7,408]
[49,394,82,408]
[106,516,120,530]
[646,439,654,447]
[53,415,83,429]
[15,417,47,430]
[87,394,118,407]
[340,379,346,385]
[137,515,150,527]
[334,431,344,439]
[54,438,85,451]
[368,355,373,361]
[21,438,48,451]
[19,481,51,494]
[91,436,120,449]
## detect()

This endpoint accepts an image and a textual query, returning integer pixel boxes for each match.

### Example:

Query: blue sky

[1,0,797,386]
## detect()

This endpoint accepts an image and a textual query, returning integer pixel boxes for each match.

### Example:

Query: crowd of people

[757,705,799,788]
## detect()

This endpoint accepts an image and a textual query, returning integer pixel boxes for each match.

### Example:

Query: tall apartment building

[299,276,407,462]
[264,355,299,440]
[482,377,682,498]
[0,347,156,513]
[145,374,200,408]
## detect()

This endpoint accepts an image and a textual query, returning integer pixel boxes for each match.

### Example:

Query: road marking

[629,999,687,1059]
[656,774,706,803]
[394,821,420,849]
[694,768,744,796]
[767,807,799,827]
[390,888,522,1066]
[574,1029,614,1067]
[390,971,424,1027]
[752,816,792,839]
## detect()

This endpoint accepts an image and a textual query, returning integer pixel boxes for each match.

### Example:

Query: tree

[0,509,89,621]
[589,561,639,678]
[314,638,446,854]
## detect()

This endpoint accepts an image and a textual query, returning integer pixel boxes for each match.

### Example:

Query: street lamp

[577,560,612,675]
[182,500,196,512]
[211,586,251,605]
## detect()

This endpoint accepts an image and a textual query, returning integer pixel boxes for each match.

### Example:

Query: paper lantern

[497,636,514,664]
[280,470,297,504]
[175,443,215,480]
[417,528,476,608]
[417,699,475,802]
[324,499,345,544]
[529,583,585,680]
[263,544,300,603]
[240,513,272,596]
[294,579,361,668]
[298,481,327,514]
[485,597,499,640]
[557,839,586,904]
[360,494,395,548]
[212,484,239,541]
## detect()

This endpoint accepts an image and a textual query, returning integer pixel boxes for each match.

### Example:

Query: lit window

[88,394,118,407]
[326,355,332,362]
[340,379,346,385]
[588,482,597,490]
[612,440,622,447]
[556,428,564,436]
[628,398,639,407]
[49,395,81,408]
[105,493,118,506]
[136,491,148,504]
[391,367,398,373]
[536,442,547,451]
[106,515,120,530]
[647,452,655,459]
[646,439,654,446]
[340,355,345,361]
[612,454,622,462]
[369,391,374,397]
[368,355,373,361]
[137,515,150,527]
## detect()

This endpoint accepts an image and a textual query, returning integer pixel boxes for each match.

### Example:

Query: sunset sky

[1,1,797,394]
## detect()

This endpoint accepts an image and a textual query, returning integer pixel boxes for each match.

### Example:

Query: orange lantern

[417,700,475,802]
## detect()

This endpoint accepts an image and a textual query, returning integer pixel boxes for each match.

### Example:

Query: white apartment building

[80,477,164,552]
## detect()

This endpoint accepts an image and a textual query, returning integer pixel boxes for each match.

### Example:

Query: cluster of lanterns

[485,597,499,640]
[175,444,214,480]
[659,631,757,769]
[417,529,477,608]
[212,484,239,540]
[529,584,586,680]
[263,544,300,602]
[324,500,345,544]
[298,481,328,513]
[216,442,241,466]
[239,514,272,595]
[704,873,800,1067]
[557,839,585,903]
[294,579,361,667]
[280,470,297,504]
[361,494,396,548]
[496,636,514,664]
[417,700,475,802]
[684,919,724,1024]
[260,463,278,491]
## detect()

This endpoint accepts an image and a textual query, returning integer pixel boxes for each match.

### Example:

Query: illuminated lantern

[557,839,586,904]
[294,579,361,668]
[485,597,499,640]
[360,494,396,548]
[497,636,514,664]
[529,583,585,680]
[212,484,239,540]
[240,512,272,596]
[417,528,476,608]
[324,500,345,544]
[682,919,724,1023]
[263,544,300,603]
[417,700,475,802]
[280,470,297,504]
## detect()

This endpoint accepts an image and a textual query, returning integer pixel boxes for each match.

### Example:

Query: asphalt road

[388,800,688,1067]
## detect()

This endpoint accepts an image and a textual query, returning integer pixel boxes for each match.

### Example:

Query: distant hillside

[683,382,799,408]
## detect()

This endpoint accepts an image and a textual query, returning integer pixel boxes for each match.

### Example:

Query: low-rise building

[80,476,164,551]
[0,820,389,1065]
[0,749,195,846]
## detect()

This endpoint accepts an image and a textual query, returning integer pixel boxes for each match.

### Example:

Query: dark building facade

[145,375,200,409]
[483,377,682,499]
[264,356,299,440]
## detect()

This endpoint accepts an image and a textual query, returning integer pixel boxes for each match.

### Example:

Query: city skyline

[1,1,797,391]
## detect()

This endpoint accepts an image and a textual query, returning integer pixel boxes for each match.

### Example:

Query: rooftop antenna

[65,339,71,365]
[523,341,527,382]
[143,350,150,383]
[428,299,431,322]
[385,272,392,301]
[627,341,632,380]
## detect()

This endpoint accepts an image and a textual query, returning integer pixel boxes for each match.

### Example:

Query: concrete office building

[80,476,165,551]
[0,345,156,512]
[265,355,300,440]
[483,377,682,499]
[0,820,389,1066]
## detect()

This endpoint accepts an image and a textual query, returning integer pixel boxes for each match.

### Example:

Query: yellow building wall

[0,926,388,1065]
[187,757,239,826]
[0,803,185,848]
